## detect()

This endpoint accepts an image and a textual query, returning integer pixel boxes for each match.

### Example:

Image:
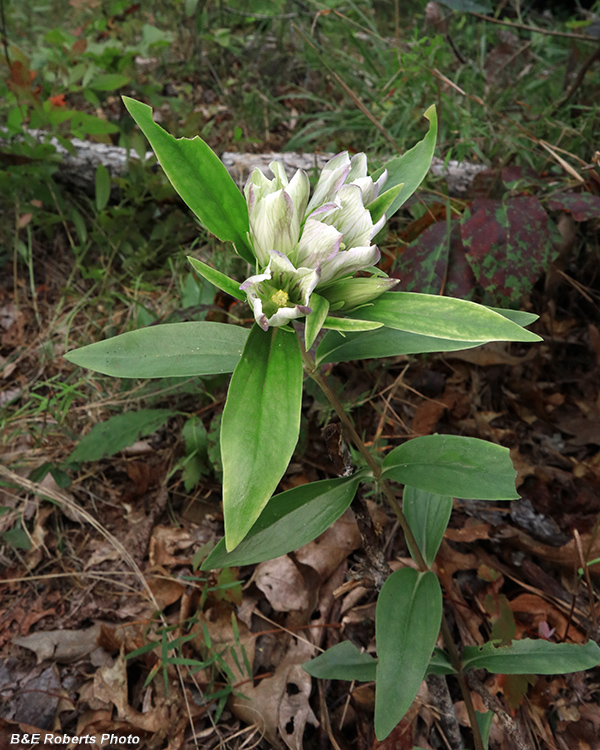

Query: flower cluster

[241,152,396,331]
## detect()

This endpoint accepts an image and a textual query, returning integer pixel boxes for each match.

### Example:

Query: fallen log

[1,129,488,197]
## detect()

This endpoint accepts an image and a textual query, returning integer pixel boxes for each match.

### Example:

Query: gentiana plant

[65,97,600,746]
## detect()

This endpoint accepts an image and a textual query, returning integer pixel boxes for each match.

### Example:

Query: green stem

[301,342,485,750]
[300,343,428,570]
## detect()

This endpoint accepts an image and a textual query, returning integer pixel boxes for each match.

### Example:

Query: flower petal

[286,168,310,222]
[249,189,297,264]
[305,152,351,216]
[297,218,343,268]
[241,251,320,330]
[319,184,374,249]
[346,152,368,182]
[319,276,399,310]
[268,160,290,188]
[269,252,320,305]
[319,244,381,286]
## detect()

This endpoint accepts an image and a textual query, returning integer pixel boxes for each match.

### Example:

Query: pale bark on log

[221,151,489,196]
[2,129,488,197]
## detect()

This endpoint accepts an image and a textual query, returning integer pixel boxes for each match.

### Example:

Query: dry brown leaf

[510,447,536,487]
[559,412,600,446]
[254,508,363,615]
[444,522,491,543]
[74,710,113,749]
[447,342,536,366]
[92,655,129,716]
[25,505,53,570]
[231,639,318,750]
[255,556,311,613]
[294,508,362,579]
[307,559,347,647]
[146,576,185,609]
[148,524,196,567]
[193,605,256,684]
[277,662,317,750]
[508,593,585,643]
[93,654,170,734]
[84,540,122,569]
[13,623,101,663]
[500,527,600,576]
[411,399,447,436]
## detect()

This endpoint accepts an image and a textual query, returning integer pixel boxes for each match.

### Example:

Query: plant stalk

[301,342,486,750]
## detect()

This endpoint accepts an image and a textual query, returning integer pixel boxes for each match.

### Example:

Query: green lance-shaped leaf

[316,327,482,365]
[350,292,541,343]
[221,324,302,550]
[476,710,494,750]
[403,486,453,567]
[486,307,539,327]
[427,647,456,675]
[383,435,519,501]
[303,641,377,683]
[302,641,454,684]
[123,97,253,263]
[65,322,249,378]
[316,303,540,365]
[187,256,245,301]
[375,568,443,740]
[373,105,437,217]
[95,163,110,211]
[462,639,600,674]
[90,73,131,91]
[305,293,330,350]
[202,473,363,569]
[322,316,384,333]
[69,409,175,463]
[368,182,404,224]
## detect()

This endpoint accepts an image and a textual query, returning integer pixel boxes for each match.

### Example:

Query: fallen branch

[1,129,488,197]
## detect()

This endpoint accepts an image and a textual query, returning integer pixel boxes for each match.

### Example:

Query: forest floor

[2,176,600,750]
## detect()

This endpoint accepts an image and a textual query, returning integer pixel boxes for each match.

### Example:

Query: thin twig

[470,12,599,43]
[574,528,598,636]
[466,673,533,750]
[427,673,465,750]
[0,0,10,66]
[549,45,600,114]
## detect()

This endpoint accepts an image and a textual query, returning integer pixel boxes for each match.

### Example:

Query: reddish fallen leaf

[50,94,66,107]
[508,593,585,643]
[460,196,559,305]
[411,398,447,436]
[146,576,185,609]
[548,192,600,221]
[9,60,36,88]
[444,523,491,543]
[398,219,477,299]
[499,673,536,712]
[72,38,87,55]
[17,213,32,228]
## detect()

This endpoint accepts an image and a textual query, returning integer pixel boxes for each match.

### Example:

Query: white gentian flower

[240,152,396,331]
[240,251,319,331]
[245,162,309,266]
